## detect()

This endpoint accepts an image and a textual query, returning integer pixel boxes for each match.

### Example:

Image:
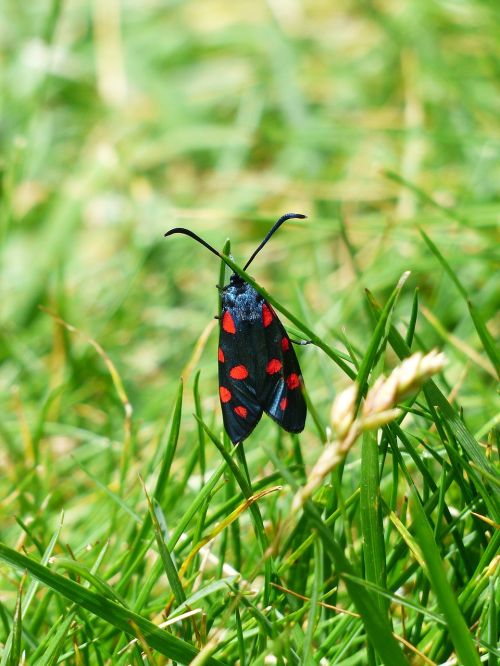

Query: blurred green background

[1,0,498,557]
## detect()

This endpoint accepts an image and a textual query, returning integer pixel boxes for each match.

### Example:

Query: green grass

[1,1,499,664]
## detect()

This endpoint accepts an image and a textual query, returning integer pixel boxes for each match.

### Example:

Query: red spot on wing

[262,303,273,327]
[218,347,225,362]
[230,364,249,380]
[234,405,248,418]
[219,386,232,403]
[281,336,290,351]
[266,359,283,374]
[286,373,300,389]
[279,397,288,411]
[222,311,236,334]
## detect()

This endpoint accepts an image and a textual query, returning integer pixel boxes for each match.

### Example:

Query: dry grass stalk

[292,350,446,512]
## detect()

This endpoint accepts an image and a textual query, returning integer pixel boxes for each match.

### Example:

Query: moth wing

[260,309,307,434]
[218,296,306,442]
[218,377,263,444]
[218,310,263,444]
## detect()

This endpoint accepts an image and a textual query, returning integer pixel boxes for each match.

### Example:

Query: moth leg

[290,338,313,346]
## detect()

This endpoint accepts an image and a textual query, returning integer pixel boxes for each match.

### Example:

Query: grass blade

[302,501,409,666]
[360,431,388,615]
[367,291,499,520]
[5,574,24,666]
[154,378,184,503]
[146,489,187,607]
[34,611,76,666]
[302,538,323,662]
[265,447,408,665]
[420,228,499,377]
[0,543,225,665]
[409,494,481,666]
[356,271,410,408]
[197,417,272,606]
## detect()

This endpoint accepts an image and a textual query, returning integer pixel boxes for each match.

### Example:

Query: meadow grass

[0,1,499,664]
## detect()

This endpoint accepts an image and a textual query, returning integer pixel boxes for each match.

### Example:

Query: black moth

[165,213,307,443]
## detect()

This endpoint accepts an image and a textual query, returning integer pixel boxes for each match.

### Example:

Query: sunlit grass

[0,0,498,664]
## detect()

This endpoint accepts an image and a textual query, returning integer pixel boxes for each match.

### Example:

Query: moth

[165,213,307,443]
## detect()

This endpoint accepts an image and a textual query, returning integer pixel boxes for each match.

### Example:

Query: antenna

[164,227,235,268]
[164,228,222,259]
[243,213,306,270]
[164,212,306,274]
